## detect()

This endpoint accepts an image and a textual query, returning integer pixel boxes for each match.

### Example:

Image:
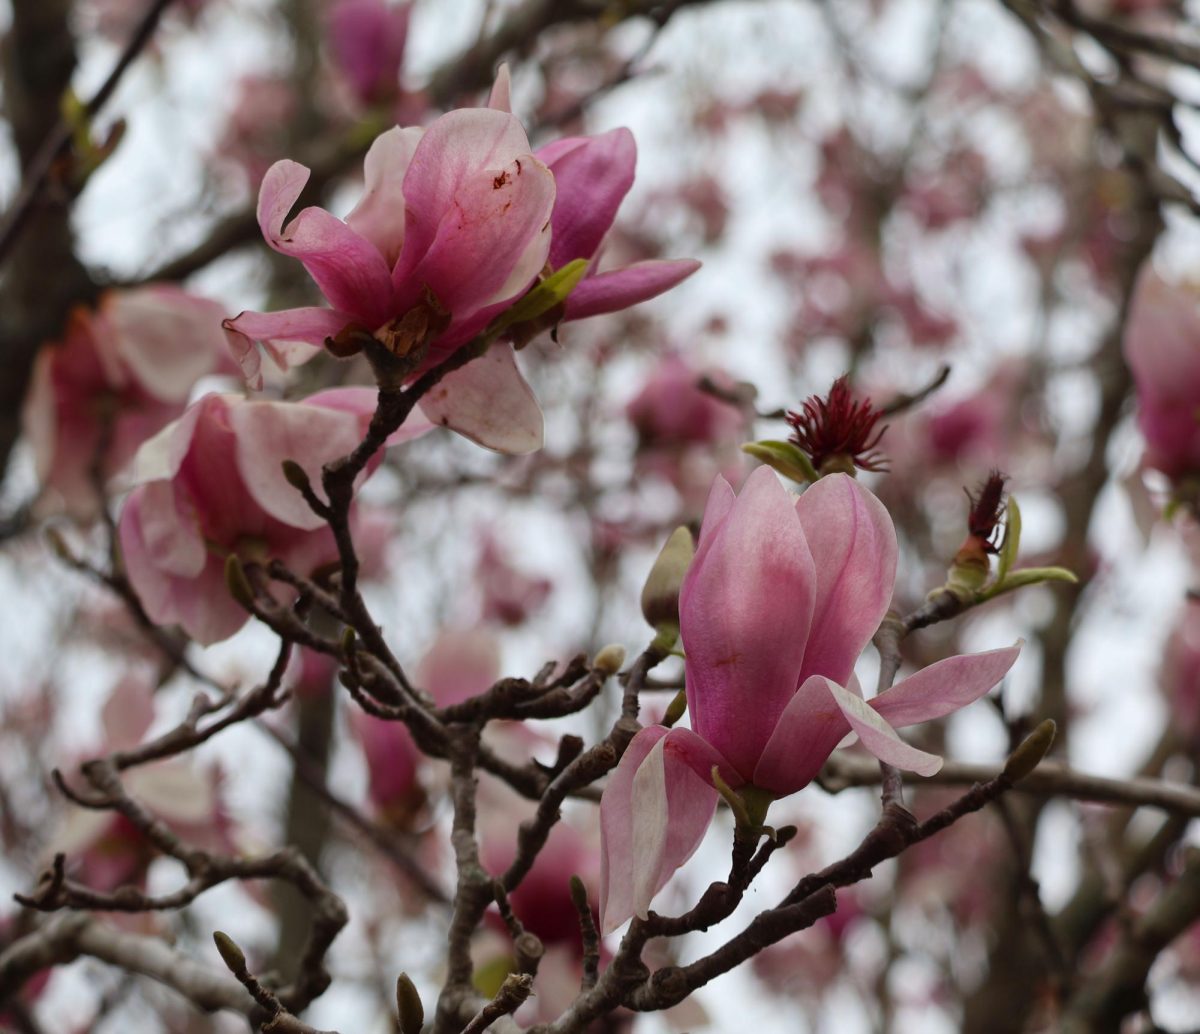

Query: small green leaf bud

[641,526,695,632]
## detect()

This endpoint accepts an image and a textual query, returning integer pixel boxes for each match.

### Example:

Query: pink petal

[101,676,156,751]
[345,126,423,267]
[101,287,233,403]
[871,642,1022,729]
[227,396,381,530]
[133,478,206,578]
[794,473,898,687]
[487,64,512,112]
[599,726,727,934]
[538,128,636,268]
[563,260,701,321]
[392,110,554,314]
[257,160,396,326]
[827,679,943,777]
[224,307,353,388]
[123,397,208,489]
[753,674,854,795]
[417,345,543,454]
[680,465,815,780]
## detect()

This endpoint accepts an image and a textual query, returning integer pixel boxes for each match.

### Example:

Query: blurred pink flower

[599,468,1020,931]
[22,286,235,519]
[1123,268,1200,481]
[477,534,552,627]
[117,389,428,645]
[325,0,410,108]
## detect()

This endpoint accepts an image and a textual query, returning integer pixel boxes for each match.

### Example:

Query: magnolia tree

[3,0,1200,1031]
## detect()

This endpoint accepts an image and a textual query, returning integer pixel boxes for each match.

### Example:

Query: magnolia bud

[395,972,424,1034]
[593,644,626,676]
[641,526,695,633]
[1002,719,1056,783]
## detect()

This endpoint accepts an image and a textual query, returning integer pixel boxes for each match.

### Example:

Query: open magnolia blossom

[117,389,431,645]
[225,69,698,455]
[599,467,1021,932]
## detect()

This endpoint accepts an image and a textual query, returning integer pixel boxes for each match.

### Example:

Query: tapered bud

[224,554,256,610]
[280,459,312,494]
[395,972,424,1034]
[1002,719,1056,783]
[212,931,247,975]
[641,526,695,632]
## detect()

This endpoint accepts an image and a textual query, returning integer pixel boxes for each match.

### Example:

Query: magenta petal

[753,674,854,795]
[794,473,898,687]
[417,345,543,454]
[539,128,636,268]
[827,680,943,777]
[563,260,701,321]
[680,466,815,779]
[599,726,726,934]
[872,642,1022,729]
[257,160,396,326]
[224,307,353,388]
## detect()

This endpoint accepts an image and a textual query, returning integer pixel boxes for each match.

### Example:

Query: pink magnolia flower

[22,286,236,519]
[325,0,410,108]
[225,86,557,453]
[118,389,428,645]
[626,353,743,449]
[1123,268,1200,481]
[599,466,1020,932]
[476,533,552,627]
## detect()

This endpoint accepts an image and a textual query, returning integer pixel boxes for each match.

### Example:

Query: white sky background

[3,0,1200,1030]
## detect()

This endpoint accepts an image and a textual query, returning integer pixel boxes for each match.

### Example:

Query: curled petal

[828,680,943,777]
[257,160,396,326]
[563,259,701,321]
[680,465,815,779]
[871,642,1022,729]
[794,473,898,687]
[417,345,543,454]
[599,727,728,934]
[224,307,351,388]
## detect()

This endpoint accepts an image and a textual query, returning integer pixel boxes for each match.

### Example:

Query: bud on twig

[280,459,311,494]
[395,972,424,1034]
[1002,720,1057,783]
[593,644,626,676]
[213,930,247,975]
[641,526,694,634]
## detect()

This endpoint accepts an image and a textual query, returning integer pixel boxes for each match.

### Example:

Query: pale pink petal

[224,307,346,387]
[680,465,815,780]
[794,473,898,687]
[101,676,156,751]
[345,126,423,267]
[102,287,233,403]
[871,643,1022,729]
[417,345,543,454]
[123,397,208,489]
[563,260,701,321]
[417,627,501,705]
[753,674,854,795]
[22,348,56,483]
[539,128,636,267]
[133,479,206,578]
[487,64,512,112]
[827,680,943,777]
[600,726,726,934]
[227,396,379,530]
[257,159,396,326]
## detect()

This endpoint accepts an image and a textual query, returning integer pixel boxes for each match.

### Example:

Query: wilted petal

[600,726,727,934]
[539,128,636,268]
[680,465,815,779]
[872,642,1021,729]
[563,259,701,321]
[754,674,854,795]
[257,159,396,325]
[828,680,943,776]
[795,473,898,687]
[346,126,423,267]
[417,345,543,454]
[224,307,350,387]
